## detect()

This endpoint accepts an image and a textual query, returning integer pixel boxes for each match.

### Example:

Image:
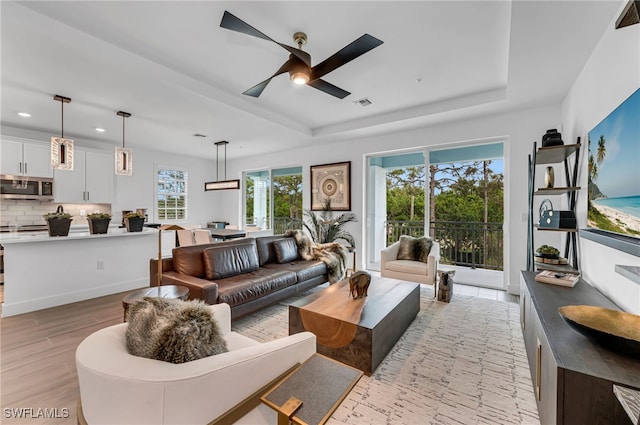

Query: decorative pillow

[272,238,300,263]
[397,235,417,260]
[126,297,228,364]
[396,235,433,263]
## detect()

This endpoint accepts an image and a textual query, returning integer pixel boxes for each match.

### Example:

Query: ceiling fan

[220,11,383,99]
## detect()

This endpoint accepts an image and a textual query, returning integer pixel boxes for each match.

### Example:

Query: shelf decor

[51,95,74,171]
[310,161,351,211]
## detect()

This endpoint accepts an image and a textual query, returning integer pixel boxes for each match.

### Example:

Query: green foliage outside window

[157,168,188,221]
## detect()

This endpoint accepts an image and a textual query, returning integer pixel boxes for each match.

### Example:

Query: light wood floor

[0,283,516,425]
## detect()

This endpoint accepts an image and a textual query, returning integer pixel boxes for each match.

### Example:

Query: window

[157,168,188,220]
[244,166,302,232]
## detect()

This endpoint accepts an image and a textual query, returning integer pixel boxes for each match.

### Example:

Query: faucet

[56,205,64,213]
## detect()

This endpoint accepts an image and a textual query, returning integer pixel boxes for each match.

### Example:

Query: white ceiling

[0,1,623,161]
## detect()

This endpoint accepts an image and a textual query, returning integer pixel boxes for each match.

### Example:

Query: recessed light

[95,128,106,133]
[18,112,31,118]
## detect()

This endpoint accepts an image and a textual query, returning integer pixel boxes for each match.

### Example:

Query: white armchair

[381,241,440,289]
[76,303,316,425]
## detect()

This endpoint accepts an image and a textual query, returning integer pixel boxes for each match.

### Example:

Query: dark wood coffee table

[289,277,420,375]
[121,285,189,321]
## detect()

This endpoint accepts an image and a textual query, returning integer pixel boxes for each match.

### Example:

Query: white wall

[211,104,561,294]
[561,8,640,313]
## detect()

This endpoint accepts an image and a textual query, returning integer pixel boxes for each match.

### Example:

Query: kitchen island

[0,228,175,316]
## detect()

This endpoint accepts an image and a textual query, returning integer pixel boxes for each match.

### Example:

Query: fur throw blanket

[284,229,350,283]
[126,297,228,364]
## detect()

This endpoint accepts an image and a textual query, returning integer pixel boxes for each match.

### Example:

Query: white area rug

[232,285,540,425]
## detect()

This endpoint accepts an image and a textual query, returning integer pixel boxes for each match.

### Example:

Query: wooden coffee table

[121,285,189,321]
[289,277,420,375]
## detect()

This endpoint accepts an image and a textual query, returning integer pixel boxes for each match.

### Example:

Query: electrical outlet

[97,260,104,270]
[80,209,86,216]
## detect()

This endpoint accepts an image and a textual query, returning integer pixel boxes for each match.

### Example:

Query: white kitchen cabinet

[54,149,113,203]
[1,138,53,178]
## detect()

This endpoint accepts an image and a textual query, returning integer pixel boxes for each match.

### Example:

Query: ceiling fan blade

[307,79,351,99]
[220,11,311,66]
[243,58,295,98]
[220,11,274,43]
[311,34,383,81]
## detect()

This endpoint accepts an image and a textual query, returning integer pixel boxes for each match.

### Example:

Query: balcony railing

[273,217,303,234]
[385,220,503,270]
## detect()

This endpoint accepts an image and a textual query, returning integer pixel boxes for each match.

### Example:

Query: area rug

[232,285,540,425]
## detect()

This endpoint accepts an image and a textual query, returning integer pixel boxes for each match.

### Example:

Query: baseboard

[1,278,146,317]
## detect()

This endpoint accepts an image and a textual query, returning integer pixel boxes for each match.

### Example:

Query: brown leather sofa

[150,235,328,319]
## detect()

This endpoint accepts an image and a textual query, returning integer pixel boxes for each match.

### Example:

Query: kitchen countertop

[0,227,156,244]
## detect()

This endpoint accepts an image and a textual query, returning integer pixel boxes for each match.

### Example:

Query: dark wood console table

[520,271,640,425]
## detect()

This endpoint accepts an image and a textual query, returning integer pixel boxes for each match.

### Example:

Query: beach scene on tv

[587,87,640,239]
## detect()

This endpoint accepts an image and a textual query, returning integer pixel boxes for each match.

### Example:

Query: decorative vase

[125,217,145,232]
[46,218,72,237]
[88,218,111,234]
[544,166,554,188]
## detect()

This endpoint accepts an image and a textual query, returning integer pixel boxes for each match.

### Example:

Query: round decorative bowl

[558,305,640,357]
[535,252,560,259]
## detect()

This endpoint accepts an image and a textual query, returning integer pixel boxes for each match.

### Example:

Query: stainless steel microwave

[0,174,54,201]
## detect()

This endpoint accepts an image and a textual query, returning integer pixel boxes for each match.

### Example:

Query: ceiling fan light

[291,72,309,85]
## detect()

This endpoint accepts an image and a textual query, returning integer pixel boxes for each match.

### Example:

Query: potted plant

[535,244,560,259]
[303,198,357,250]
[43,211,73,237]
[124,211,145,232]
[87,212,112,234]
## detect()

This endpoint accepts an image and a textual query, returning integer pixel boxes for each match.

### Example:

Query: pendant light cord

[122,114,125,148]
[61,100,64,138]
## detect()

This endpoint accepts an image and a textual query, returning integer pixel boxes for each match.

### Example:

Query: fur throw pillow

[397,235,433,263]
[126,297,228,364]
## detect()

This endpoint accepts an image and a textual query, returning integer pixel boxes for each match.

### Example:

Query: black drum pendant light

[51,95,74,170]
[115,111,132,176]
[205,141,240,190]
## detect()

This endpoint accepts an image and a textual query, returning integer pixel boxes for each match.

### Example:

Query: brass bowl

[558,305,640,357]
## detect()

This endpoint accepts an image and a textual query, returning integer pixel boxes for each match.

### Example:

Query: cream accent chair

[380,241,440,289]
[76,303,316,425]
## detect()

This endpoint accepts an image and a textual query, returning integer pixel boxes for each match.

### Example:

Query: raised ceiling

[0,1,623,161]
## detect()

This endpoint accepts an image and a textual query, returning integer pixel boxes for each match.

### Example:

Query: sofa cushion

[386,259,429,275]
[203,242,259,280]
[255,235,287,266]
[216,268,297,307]
[397,235,433,263]
[263,260,327,282]
[273,238,300,263]
[125,297,228,364]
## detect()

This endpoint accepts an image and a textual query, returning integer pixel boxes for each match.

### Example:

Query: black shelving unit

[527,140,581,273]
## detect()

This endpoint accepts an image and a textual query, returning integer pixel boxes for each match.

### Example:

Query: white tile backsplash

[0,200,111,226]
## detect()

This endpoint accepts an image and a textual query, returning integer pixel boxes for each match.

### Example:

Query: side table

[261,354,362,425]
[121,285,190,322]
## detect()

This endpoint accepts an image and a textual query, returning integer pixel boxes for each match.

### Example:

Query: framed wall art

[310,161,351,211]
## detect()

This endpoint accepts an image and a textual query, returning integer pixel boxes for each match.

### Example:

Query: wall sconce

[51,95,74,171]
[115,111,132,176]
[204,141,240,191]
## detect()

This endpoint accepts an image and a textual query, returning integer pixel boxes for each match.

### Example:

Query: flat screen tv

[587,87,640,248]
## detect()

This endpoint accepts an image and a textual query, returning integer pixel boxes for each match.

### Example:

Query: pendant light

[51,95,74,170]
[115,111,132,176]
[204,141,240,190]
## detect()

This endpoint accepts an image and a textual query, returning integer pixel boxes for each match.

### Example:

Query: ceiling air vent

[354,97,373,107]
[193,133,208,138]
